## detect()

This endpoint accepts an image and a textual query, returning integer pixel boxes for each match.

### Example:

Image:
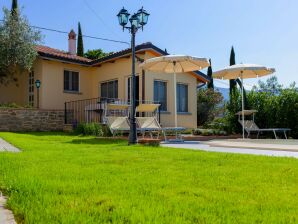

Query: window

[64,70,79,92]
[28,71,34,106]
[101,80,118,99]
[154,80,167,111]
[177,83,188,112]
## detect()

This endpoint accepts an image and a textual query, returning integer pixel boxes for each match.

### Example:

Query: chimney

[68,29,76,55]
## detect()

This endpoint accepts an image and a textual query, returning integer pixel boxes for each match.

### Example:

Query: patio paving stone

[0,138,20,153]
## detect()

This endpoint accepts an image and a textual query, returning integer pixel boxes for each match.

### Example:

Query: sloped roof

[90,42,168,65]
[36,45,91,65]
[36,42,209,82]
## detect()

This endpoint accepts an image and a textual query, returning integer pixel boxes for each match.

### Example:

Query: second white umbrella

[213,64,275,139]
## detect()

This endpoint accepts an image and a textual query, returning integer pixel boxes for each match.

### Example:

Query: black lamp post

[35,79,41,109]
[117,7,149,144]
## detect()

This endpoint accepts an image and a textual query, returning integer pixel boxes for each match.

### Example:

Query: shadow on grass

[69,138,127,145]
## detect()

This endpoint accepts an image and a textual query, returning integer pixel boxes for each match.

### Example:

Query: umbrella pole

[241,72,245,139]
[173,66,177,128]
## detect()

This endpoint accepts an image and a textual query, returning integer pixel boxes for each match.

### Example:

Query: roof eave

[37,52,91,66]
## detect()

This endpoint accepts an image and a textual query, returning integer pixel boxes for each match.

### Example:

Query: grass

[0,132,297,224]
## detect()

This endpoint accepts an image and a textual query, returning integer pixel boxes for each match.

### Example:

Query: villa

[0,30,209,128]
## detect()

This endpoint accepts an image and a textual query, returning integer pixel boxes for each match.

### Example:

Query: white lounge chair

[136,104,162,139]
[105,104,130,136]
[136,104,186,141]
[106,116,130,136]
[236,110,291,139]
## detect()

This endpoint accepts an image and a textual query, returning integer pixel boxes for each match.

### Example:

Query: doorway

[127,75,139,105]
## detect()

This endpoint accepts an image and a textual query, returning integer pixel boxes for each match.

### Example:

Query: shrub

[225,77,298,138]
[219,131,228,136]
[206,117,230,132]
[224,89,242,134]
[246,88,298,138]
[197,88,224,126]
[75,123,104,136]
[0,103,33,108]
[192,128,226,136]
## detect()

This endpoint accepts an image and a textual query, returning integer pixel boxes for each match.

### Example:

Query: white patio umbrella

[213,64,275,139]
[140,55,209,127]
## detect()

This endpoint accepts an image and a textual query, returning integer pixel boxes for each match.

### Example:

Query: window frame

[154,80,168,112]
[177,83,188,113]
[64,70,80,93]
[28,71,34,106]
[100,79,119,99]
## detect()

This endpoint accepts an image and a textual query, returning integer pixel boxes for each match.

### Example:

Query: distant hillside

[215,87,229,102]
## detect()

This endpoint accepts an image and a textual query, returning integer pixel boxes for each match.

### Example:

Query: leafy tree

[207,59,214,89]
[84,49,111,60]
[225,89,242,134]
[252,75,283,95]
[197,88,223,126]
[235,78,249,109]
[0,7,41,85]
[229,46,237,94]
[77,22,84,57]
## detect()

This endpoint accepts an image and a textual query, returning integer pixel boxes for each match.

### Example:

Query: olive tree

[0,7,41,85]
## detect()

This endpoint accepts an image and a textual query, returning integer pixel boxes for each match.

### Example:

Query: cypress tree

[207,59,214,89]
[229,46,249,108]
[77,22,84,56]
[229,46,237,94]
[11,0,18,15]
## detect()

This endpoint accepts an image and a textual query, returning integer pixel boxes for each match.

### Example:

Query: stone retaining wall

[0,108,64,132]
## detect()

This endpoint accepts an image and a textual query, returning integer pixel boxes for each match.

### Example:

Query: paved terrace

[0,138,20,152]
[162,139,298,159]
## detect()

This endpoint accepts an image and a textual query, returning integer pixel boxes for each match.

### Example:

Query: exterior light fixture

[136,7,149,29]
[35,79,41,108]
[35,79,41,89]
[116,7,150,144]
[117,7,130,31]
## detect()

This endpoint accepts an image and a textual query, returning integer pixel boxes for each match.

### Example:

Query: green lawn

[0,132,297,224]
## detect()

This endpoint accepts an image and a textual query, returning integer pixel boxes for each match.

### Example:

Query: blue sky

[1,0,297,88]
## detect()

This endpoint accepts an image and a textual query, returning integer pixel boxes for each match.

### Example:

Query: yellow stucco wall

[91,55,144,102]
[39,59,94,109]
[1,51,200,128]
[0,60,42,106]
[0,74,27,105]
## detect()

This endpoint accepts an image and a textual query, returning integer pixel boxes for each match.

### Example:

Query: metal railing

[64,97,160,126]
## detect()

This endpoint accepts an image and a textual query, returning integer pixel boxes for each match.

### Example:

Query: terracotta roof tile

[36,45,91,64]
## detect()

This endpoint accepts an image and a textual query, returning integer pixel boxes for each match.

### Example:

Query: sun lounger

[135,104,186,141]
[105,104,130,136]
[106,116,130,136]
[239,119,291,139]
[136,117,162,138]
[135,104,162,139]
[136,116,186,141]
